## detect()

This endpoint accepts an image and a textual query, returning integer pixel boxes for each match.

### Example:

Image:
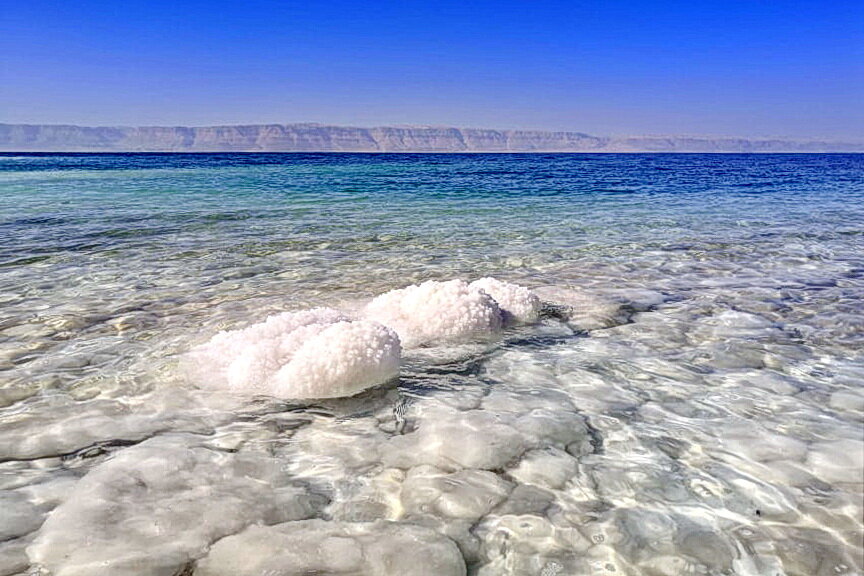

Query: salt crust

[469,277,541,323]
[22,283,864,576]
[27,437,324,576]
[188,279,543,399]
[364,279,504,348]
[195,519,466,576]
[187,308,401,399]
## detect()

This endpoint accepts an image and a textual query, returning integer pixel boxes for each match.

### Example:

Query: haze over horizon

[5,121,864,143]
[2,0,863,139]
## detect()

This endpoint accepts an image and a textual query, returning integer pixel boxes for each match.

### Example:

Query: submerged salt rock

[508,447,579,490]
[365,280,503,347]
[0,536,31,576]
[532,286,625,330]
[401,466,513,520]
[469,277,541,323]
[0,392,223,462]
[384,405,526,471]
[0,492,41,541]
[474,513,593,576]
[27,437,323,576]
[188,308,401,399]
[806,438,864,484]
[195,520,466,576]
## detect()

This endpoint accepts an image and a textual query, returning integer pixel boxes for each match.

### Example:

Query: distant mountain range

[1,123,861,153]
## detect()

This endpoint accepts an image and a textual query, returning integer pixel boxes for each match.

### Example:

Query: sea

[1,153,862,576]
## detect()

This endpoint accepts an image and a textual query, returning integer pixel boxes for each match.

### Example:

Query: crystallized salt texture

[187,308,401,399]
[364,280,503,347]
[271,320,402,399]
[469,277,540,323]
[188,307,346,393]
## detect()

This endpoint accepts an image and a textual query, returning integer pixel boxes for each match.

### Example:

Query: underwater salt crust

[400,466,513,520]
[187,308,401,399]
[0,392,225,462]
[195,520,467,576]
[383,388,590,472]
[27,436,324,576]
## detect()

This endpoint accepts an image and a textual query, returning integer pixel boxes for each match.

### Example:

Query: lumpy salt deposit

[470,277,541,324]
[186,308,401,399]
[364,279,505,347]
[1,154,863,576]
[186,278,540,399]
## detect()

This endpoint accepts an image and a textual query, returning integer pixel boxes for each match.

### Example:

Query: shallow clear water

[1,153,862,575]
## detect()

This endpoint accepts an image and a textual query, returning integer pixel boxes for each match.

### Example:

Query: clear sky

[2,0,862,138]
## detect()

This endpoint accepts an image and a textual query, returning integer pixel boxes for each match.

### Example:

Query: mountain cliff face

[0,123,860,152]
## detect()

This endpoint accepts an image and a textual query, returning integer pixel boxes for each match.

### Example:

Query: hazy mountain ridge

[1,123,861,152]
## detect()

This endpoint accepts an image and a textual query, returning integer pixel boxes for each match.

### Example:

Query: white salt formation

[186,278,541,399]
[469,277,541,323]
[365,279,504,347]
[364,278,542,348]
[12,274,864,576]
[273,320,402,399]
[187,308,401,399]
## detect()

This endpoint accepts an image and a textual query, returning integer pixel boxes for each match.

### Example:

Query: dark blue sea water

[1,154,862,575]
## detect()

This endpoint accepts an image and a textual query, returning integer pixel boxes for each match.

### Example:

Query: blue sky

[2,0,862,138]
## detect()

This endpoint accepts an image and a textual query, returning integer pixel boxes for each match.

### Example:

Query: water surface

[1,153,862,575]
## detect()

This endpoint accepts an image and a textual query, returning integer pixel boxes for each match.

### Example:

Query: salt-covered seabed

[0,154,863,575]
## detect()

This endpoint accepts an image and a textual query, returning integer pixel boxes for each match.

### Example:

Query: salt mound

[187,308,400,399]
[469,277,540,323]
[365,280,503,347]
[273,320,402,399]
[188,278,540,396]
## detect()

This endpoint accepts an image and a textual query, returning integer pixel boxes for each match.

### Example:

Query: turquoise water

[1,154,862,575]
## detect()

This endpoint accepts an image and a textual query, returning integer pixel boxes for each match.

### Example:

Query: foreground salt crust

[27,437,324,576]
[21,281,864,576]
[187,308,401,399]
